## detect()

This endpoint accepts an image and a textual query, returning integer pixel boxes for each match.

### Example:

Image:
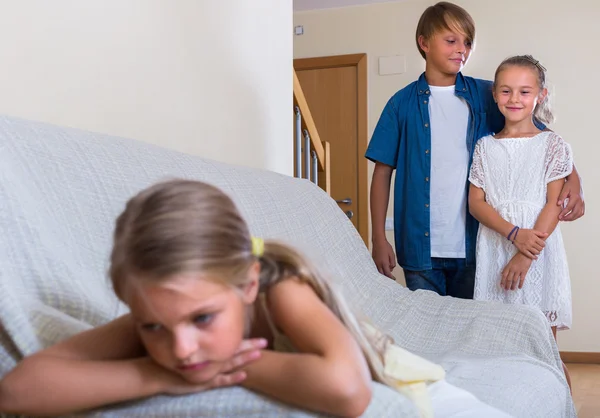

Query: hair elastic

[251,237,264,257]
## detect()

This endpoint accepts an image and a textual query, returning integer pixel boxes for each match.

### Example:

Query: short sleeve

[468,139,486,190]
[365,96,402,168]
[545,133,573,184]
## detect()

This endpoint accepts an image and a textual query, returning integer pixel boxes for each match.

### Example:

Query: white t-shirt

[428,85,470,258]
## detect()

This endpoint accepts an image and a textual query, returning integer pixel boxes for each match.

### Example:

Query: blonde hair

[109,179,394,386]
[415,1,475,60]
[493,54,554,125]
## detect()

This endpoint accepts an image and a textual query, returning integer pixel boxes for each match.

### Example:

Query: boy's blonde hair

[494,55,554,125]
[109,179,394,386]
[415,1,475,59]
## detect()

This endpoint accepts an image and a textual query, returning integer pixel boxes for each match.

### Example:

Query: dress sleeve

[545,133,573,184]
[468,139,486,190]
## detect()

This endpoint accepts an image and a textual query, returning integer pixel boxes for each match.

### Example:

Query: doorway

[294,53,368,245]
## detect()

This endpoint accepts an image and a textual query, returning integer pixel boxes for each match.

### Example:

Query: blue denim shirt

[365,72,505,271]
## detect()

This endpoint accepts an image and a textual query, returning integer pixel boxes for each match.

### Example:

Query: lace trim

[468,139,486,189]
[544,310,559,323]
[544,133,573,184]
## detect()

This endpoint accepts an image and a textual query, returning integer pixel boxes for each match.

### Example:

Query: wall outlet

[385,217,394,231]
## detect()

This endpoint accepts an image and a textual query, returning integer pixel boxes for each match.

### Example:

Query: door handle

[336,198,352,205]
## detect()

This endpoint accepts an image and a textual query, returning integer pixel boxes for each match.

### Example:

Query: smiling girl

[468,55,573,389]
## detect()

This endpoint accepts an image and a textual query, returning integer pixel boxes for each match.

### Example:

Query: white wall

[294,0,600,352]
[0,0,293,175]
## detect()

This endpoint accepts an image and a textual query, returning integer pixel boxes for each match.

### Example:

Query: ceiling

[294,0,405,12]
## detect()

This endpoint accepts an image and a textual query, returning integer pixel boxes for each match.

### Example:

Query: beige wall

[294,0,599,352]
[0,0,293,175]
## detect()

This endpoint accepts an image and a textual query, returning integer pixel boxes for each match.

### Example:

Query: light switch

[379,55,406,76]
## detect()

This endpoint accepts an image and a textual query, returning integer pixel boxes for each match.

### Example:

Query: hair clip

[523,55,547,72]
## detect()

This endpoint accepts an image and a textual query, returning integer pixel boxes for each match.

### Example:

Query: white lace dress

[468,131,573,329]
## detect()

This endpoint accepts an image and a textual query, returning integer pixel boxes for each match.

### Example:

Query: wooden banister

[319,140,331,195]
[293,70,325,171]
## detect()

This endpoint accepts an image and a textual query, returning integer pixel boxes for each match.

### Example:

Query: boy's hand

[501,253,533,291]
[154,338,267,396]
[372,238,396,279]
[512,229,547,259]
[558,176,585,221]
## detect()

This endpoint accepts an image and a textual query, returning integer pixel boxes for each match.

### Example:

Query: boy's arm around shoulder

[242,278,373,417]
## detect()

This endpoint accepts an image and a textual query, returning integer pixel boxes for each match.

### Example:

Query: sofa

[0,114,575,417]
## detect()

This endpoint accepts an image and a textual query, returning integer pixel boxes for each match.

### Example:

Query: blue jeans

[403,258,475,299]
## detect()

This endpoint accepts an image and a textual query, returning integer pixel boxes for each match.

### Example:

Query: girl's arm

[533,178,564,236]
[242,279,372,418]
[468,184,516,240]
[0,315,157,415]
[500,178,565,290]
[0,315,263,416]
[0,355,167,416]
[468,184,547,259]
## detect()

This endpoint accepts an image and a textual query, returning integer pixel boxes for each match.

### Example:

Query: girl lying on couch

[0,179,512,418]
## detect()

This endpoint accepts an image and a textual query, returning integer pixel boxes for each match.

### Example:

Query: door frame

[293,53,369,245]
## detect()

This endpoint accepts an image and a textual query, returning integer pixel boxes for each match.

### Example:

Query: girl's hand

[501,253,533,291]
[512,229,547,259]
[155,338,267,396]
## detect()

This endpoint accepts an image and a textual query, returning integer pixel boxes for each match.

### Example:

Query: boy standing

[366,2,584,298]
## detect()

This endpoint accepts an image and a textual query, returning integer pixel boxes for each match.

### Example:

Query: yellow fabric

[363,323,445,418]
[383,343,446,418]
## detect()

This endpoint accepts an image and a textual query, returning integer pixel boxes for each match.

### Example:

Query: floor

[568,363,600,417]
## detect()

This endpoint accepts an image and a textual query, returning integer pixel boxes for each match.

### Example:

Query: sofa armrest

[376,289,561,370]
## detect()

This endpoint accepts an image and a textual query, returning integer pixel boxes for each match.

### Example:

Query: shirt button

[424,123,429,128]
[425,203,429,208]
[425,232,429,237]
[425,90,430,94]
[463,87,467,91]
[425,149,430,154]
[425,177,429,182]
[424,100,428,104]
[419,90,423,93]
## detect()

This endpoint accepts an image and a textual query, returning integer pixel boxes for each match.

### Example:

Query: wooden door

[294,54,368,245]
